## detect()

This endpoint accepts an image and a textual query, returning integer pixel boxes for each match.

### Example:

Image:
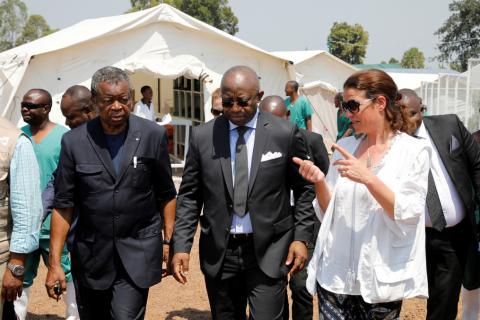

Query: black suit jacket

[54,115,177,290]
[301,129,329,244]
[423,115,480,236]
[173,112,315,280]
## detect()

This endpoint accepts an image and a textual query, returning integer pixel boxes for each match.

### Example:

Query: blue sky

[23,0,452,66]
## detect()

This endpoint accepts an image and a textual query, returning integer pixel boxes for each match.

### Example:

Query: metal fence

[417,58,480,132]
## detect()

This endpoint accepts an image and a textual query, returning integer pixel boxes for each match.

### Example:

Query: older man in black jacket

[45,67,176,320]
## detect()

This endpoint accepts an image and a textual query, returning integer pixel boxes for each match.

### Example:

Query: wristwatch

[7,263,25,277]
[163,238,171,245]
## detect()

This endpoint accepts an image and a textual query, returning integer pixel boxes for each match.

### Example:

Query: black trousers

[283,245,314,320]
[426,218,473,320]
[317,285,402,320]
[204,235,287,320]
[73,256,149,320]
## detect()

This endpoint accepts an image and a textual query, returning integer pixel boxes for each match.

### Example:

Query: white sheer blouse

[306,132,431,303]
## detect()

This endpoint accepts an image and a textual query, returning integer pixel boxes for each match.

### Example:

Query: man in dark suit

[45,67,177,319]
[172,66,315,320]
[259,95,329,320]
[400,89,480,320]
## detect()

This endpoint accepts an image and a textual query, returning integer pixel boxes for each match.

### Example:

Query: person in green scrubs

[284,81,313,131]
[16,89,77,320]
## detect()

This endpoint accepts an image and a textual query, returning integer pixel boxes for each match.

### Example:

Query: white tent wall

[293,55,355,90]
[6,19,289,126]
[387,72,439,90]
[300,83,338,152]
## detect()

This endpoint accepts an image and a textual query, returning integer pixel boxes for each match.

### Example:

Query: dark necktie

[234,126,248,217]
[427,170,447,231]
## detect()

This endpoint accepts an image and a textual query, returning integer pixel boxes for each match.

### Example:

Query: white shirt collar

[416,121,428,139]
[228,109,259,131]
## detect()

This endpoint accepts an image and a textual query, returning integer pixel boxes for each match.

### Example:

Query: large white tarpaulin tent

[272,50,357,149]
[0,4,293,125]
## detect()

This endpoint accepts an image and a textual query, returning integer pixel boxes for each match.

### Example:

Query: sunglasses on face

[341,98,375,114]
[221,94,257,108]
[21,102,48,110]
[211,109,222,116]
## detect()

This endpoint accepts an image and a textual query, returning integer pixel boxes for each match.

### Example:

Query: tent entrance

[130,72,204,167]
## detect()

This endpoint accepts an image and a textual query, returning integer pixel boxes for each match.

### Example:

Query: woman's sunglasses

[341,98,375,114]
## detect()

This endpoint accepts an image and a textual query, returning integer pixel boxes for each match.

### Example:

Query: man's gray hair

[91,66,132,96]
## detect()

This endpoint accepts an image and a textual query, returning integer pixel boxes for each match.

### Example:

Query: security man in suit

[400,89,480,320]
[259,95,329,320]
[172,66,315,320]
[45,67,177,319]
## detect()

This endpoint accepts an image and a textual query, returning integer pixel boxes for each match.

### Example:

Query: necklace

[367,147,372,168]
[365,132,398,169]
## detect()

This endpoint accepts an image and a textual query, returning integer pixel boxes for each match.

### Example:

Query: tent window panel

[194,79,201,92]
[186,92,192,118]
[172,76,204,122]
[194,93,201,120]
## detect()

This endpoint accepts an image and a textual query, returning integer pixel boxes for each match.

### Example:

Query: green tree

[388,57,399,64]
[128,0,239,35]
[401,47,425,68]
[0,0,27,51]
[435,0,480,72]
[327,22,369,64]
[16,14,55,46]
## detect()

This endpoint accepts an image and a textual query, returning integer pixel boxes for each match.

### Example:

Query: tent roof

[271,50,357,71]
[0,4,286,63]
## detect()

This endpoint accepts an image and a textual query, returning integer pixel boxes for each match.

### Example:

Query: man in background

[334,92,353,141]
[0,116,42,319]
[400,89,480,320]
[134,85,157,121]
[260,95,329,320]
[16,89,78,320]
[284,81,313,131]
[210,88,223,118]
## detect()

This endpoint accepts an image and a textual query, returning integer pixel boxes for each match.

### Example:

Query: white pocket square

[261,151,283,162]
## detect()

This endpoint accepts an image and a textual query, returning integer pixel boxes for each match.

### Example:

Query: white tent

[0,4,292,126]
[272,50,357,150]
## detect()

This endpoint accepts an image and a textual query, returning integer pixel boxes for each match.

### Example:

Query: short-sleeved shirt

[285,96,313,129]
[22,124,69,239]
[21,124,69,191]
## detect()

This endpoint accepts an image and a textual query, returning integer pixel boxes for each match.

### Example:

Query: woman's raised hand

[332,143,373,185]
[292,157,325,183]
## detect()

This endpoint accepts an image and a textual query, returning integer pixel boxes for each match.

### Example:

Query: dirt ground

[25,173,459,320]
[25,231,460,320]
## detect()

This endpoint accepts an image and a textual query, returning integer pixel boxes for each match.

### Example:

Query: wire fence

[417,58,480,132]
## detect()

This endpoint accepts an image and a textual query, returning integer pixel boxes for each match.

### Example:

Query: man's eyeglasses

[341,98,375,114]
[21,102,48,110]
[221,94,257,108]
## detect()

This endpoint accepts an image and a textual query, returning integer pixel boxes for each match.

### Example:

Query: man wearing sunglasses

[400,89,480,320]
[285,81,313,132]
[172,66,315,320]
[16,89,75,320]
[210,88,223,118]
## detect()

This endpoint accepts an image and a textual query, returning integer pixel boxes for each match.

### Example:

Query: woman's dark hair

[343,69,414,133]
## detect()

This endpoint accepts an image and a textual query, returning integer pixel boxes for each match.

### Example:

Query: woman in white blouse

[293,69,431,319]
